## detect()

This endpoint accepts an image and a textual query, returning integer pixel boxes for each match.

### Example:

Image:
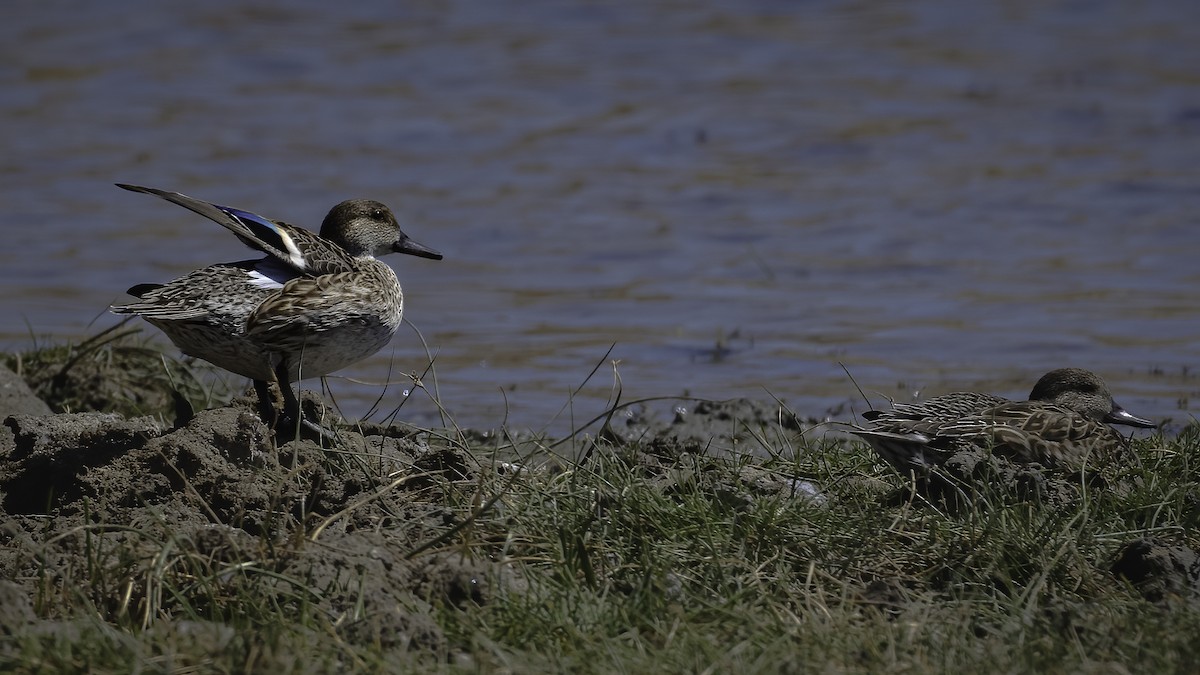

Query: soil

[0,358,512,658]
[0,362,830,662]
[0,361,1195,662]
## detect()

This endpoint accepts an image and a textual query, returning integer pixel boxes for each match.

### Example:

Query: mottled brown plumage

[854,369,1155,473]
[110,185,442,431]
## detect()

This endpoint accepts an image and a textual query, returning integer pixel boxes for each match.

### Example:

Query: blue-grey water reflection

[2,0,1198,432]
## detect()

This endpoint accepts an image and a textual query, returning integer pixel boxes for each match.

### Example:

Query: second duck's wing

[864,392,1010,423]
[930,402,1128,469]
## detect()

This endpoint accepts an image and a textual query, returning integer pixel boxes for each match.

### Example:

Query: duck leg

[274,361,302,429]
[269,360,309,442]
[253,378,280,430]
[273,360,339,442]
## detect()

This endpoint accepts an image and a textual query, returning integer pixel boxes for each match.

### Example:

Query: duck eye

[371,208,385,220]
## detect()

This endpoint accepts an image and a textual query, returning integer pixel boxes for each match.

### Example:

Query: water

[2,0,1198,433]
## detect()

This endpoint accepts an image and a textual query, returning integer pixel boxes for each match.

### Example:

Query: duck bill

[395,237,443,260]
[1105,405,1156,429]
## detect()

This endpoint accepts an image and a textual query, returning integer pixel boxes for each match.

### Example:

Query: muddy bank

[0,360,829,664]
[0,360,1196,667]
[0,392,495,655]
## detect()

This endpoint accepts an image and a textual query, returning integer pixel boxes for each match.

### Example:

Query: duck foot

[255,371,342,444]
[275,413,341,444]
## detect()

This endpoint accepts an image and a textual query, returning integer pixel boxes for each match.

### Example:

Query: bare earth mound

[0,388,520,665]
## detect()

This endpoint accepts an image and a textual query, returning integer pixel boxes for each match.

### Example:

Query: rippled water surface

[3,0,1199,432]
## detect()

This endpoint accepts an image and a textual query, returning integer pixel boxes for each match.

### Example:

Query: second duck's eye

[371,208,385,220]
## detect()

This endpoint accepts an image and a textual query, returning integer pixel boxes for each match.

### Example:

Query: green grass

[444,433,1200,673]
[1,336,1198,673]
[6,432,1197,673]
